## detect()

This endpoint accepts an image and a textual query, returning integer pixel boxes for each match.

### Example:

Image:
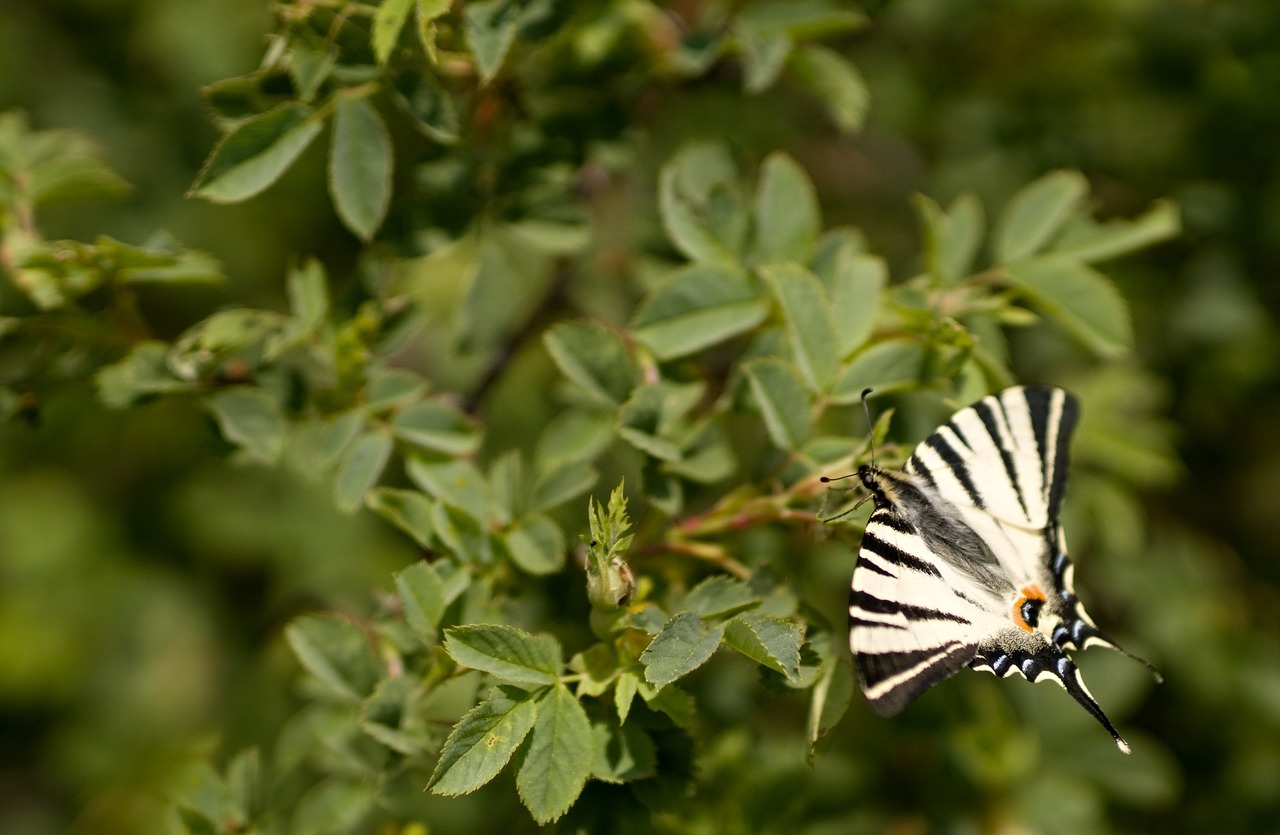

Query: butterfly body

[848,386,1142,753]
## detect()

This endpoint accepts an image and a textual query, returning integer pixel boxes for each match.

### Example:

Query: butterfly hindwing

[847,386,1142,752]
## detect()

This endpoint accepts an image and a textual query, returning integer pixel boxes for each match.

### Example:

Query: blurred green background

[3,0,1280,832]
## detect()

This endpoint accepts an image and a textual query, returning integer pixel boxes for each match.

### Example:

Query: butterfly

[835,386,1155,752]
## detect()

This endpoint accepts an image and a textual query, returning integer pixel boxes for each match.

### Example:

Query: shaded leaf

[334,431,393,513]
[788,45,868,134]
[207,388,286,464]
[285,614,380,702]
[723,613,803,680]
[395,560,446,640]
[753,152,820,263]
[825,249,887,358]
[391,400,481,455]
[504,513,566,575]
[916,192,984,284]
[830,339,927,402]
[190,102,323,203]
[591,719,658,783]
[531,461,598,513]
[763,263,838,392]
[685,575,760,618]
[1005,256,1133,358]
[373,0,414,65]
[329,97,392,241]
[743,358,812,450]
[543,321,635,406]
[1053,200,1181,263]
[994,170,1088,264]
[465,0,521,83]
[632,264,767,360]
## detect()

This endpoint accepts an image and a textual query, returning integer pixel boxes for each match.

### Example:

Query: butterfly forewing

[847,386,1140,752]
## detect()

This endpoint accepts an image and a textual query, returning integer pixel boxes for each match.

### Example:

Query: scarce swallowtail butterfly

[835,386,1154,753]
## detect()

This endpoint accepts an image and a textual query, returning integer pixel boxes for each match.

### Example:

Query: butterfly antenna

[861,387,876,464]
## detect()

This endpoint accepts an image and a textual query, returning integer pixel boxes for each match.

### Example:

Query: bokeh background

[3,0,1280,832]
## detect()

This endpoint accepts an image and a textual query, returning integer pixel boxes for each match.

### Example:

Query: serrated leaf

[373,0,414,64]
[631,264,767,360]
[591,719,658,783]
[1053,200,1180,263]
[824,248,886,358]
[334,431,392,513]
[789,45,868,134]
[395,560,446,640]
[658,145,748,264]
[207,388,286,464]
[763,263,838,391]
[390,400,481,455]
[994,170,1088,264]
[830,339,927,403]
[292,777,375,835]
[285,614,380,702]
[754,153,820,264]
[641,611,725,688]
[743,358,812,450]
[504,513,566,575]
[445,624,562,685]
[724,613,803,680]
[189,102,323,203]
[429,685,538,796]
[1005,256,1133,358]
[515,684,593,824]
[329,97,392,241]
[465,0,520,83]
[685,575,760,618]
[916,192,984,284]
[543,321,635,406]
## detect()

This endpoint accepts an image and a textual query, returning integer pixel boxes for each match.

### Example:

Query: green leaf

[445,624,562,686]
[916,192,984,284]
[1005,256,1133,358]
[543,321,635,406]
[96,342,191,408]
[368,488,436,548]
[207,388,286,464]
[753,153,820,263]
[292,778,376,835]
[615,670,640,724]
[531,461,597,513]
[176,806,219,835]
[290,411,365,478]
[391,400,481,455]
[189,102,323,203]
[365,368,430,412]
[1053,200,1181,263]
[824,249,887,358]
[431,501,496,564]
[631,264,767,360]
[591,719,658,783]
[994,170,1089,264]
[723,613,803,681]
[334,431,393,513]
[535,410,614,470]
[641,611,725,688]
[737,0,868,38]
[685,575,760,618]
[429,685,538,796]
[658,144,748,264]
[735,22,792,94]
[515,684,594,824]
[373,0,414,64]
[830,339,927,403]
[224,748,261,823]
[395,560,446,640]
[407,458,491,520]
[763,263,838,392]
[285,614,380,702]
[329,97,392,241]
[287,259,329,331]
[788,45,868,134]
[807,647,854,764]
[465,0,521,83]
[504,513,566,575]
[743,358,812,450]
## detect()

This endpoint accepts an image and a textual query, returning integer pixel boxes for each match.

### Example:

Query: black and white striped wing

[848,386,1140,752]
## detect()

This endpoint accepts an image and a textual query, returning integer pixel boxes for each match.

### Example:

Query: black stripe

[924,432,984,508]
[850,616,907,631]
[975,399,1030,520]
[849,589,972,625]
[945,418,972,452]
[862,532,943,578]
[906,453,938,493]
[870,510,914,535]
[856,642,978,716]
[855,555,896,579]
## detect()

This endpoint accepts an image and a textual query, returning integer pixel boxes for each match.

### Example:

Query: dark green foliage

[4,1,1280,834]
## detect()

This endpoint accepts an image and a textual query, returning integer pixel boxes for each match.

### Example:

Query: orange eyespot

[1011,584,1048,632]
